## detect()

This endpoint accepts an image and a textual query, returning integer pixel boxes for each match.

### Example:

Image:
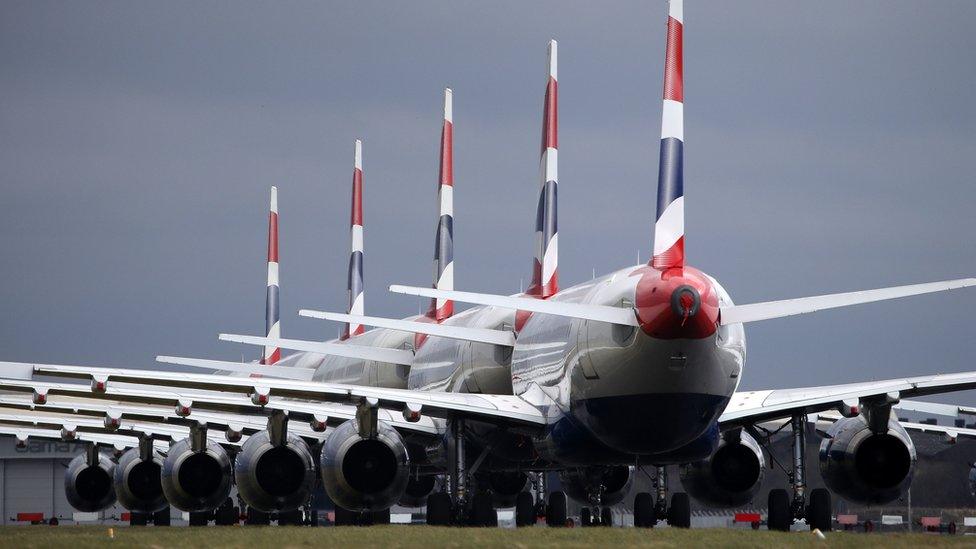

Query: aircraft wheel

[807,488,832,532]
[601,506,612,527]
[189,511,211,526]
[277,509,303,526]
[333,506,357,526]
[214,500,238,526]
[129,512,149,527]
[370,508,391,525]
[546,491,567,527]
[245,507,270,526]
[580,507,592,527]
[515,492,535,527]
[667,493,690,528]
[634,492,654,528]
[153,507,171,526]
[767,489,791,532]
[470,492,496,527]
[426,492,453,526]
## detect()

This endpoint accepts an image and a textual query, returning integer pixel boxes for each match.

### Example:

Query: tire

[667,493,691,528]
[767,489,791,532]
[188,511,210,526]
[601,507,612,527]
[371,508,391,525]
[426,492,453,526]
[153,507,171,526]
[580,507,592,527]
[807,488,832,532]
[129,512,148,527]
[546,491,567,527]
[472,493,496,527]
[245,508,270,526]
[278,509,303,526]
[333,506,357,526]
[634,493,654,528]
[515,492,535,527]
[214,501,238,526]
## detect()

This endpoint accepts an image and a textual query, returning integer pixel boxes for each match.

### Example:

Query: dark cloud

[2,1,975,403]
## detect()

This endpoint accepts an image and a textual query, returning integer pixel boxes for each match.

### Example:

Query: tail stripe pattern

[529,40,559,298]
[428,88,455,321]
[342,140,365,339]
[652,0,685,270]
[262,186,281,365]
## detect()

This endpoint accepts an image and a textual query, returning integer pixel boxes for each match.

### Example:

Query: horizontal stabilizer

[299,310,516,347]
[720,278,976,325]
[219,334,414,365]
[388,285,639,327]
[156,356,316,381]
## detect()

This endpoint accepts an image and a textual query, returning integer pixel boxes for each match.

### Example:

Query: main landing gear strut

[633,466,691,528]
[766,414,831,532]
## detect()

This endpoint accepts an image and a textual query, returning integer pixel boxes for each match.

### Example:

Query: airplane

[3,0,976,531]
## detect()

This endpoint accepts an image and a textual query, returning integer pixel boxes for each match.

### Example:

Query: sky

[1,1,975,405]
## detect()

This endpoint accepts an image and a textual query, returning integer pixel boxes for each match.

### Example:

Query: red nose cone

[634,265,719,339]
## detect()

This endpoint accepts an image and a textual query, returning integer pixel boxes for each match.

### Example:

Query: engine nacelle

[234,430,316,512]
[114,447,167,513]
[161,438,233,512]
[559,466,632,506]
[64,452,117,512]
[679,431,765,508]
[320,419,410,512]
[819,415,916,504]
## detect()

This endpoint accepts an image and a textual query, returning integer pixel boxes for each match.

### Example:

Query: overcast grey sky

[2,1,975,403]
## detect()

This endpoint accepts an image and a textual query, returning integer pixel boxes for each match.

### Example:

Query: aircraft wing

[811,410,976,443]
[0,424,169,453]
[0,361,542,436]
[721,370,976,428]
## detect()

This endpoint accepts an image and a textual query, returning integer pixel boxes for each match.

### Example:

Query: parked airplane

[2,0,976,531]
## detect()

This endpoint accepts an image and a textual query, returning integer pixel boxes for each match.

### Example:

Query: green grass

[0,526,971,549]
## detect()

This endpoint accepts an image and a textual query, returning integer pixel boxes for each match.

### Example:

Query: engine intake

[234,430,316,512]
[114,447,167,513]
[819,415,916,504]
[679,431,765,508]
[321,419,410,512]
[559,466,632,506]
[161,438,233,512]
[64,451,117,512]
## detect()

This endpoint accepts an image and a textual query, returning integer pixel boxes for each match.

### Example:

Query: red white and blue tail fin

[652,0,685,270]
[427,88,455,321]
[261,186,281,365]
[528,40,559,298]
[342,140,365,340]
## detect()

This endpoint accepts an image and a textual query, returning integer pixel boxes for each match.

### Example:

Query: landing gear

[471,492,497,527]
[245,507,270,525]
[153,507,171,526]
[214,499,239,526]
[515,491,535,527]
[601,506,613,527]
[426,492,453,526]
[807,488,832,532]
[764,414,833,532]
[334,506,390,526]
[667,493,691,528]
[188,511,211,526]
[546,491,567,527]
[633,492,654,528]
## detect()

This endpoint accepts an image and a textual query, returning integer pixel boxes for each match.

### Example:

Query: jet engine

[559,466,632,506]
[398,473,436,508]
[819,415,916,504]
[320,419,410,512]
[64,450,117,512]
[234,430,316,512]
[679,431,765,507]
[114,446,168,513]
[161,437,233,512]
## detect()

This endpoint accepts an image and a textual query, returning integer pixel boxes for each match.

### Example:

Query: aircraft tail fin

[342,140,365,339]
[261,186,281,364]
[428,88,455,321]
[652,0,685,270]
[527,40,559,298]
